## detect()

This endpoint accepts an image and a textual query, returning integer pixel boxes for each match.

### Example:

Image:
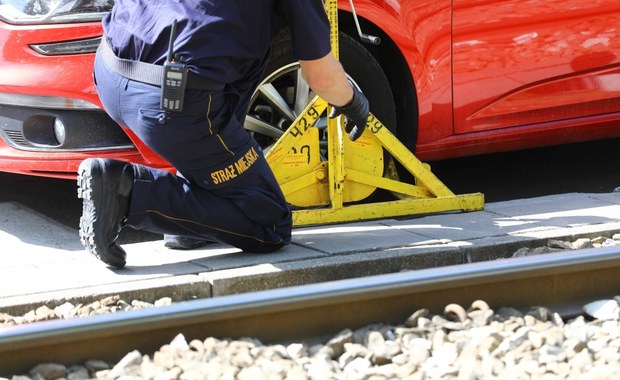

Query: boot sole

[77,159,126,268]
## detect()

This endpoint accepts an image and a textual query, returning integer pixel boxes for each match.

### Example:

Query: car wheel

[245,29,397,170]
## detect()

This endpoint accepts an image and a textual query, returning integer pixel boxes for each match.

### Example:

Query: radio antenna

[167,19,177,62]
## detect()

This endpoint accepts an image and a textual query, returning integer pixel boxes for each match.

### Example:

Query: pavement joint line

[289,241,328,254]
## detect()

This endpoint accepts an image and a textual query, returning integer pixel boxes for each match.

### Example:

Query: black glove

[329,83,369,141]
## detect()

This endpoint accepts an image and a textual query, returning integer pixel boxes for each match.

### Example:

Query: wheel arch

[337,8,421,180]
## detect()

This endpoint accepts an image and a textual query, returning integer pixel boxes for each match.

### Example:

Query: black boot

[77,158,133,268]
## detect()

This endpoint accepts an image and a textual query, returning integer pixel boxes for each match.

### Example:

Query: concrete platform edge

[3,220,619,316]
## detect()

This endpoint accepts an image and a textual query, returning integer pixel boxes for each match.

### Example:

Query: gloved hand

[329,83,369,141]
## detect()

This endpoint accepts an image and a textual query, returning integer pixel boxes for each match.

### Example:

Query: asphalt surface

[1,190,620,315]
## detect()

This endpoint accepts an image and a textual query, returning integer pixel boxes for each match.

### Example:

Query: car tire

[248,28,397,158]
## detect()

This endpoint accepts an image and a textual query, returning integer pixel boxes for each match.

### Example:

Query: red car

[0,0,619,180]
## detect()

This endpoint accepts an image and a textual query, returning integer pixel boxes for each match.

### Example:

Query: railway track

[1,246,620,376]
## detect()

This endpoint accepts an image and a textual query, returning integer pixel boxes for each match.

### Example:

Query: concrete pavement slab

[291,221,437,254]
[485,193,620,227]
[380,209,526,242]
[190,241,329,271]
[0,202,84,267]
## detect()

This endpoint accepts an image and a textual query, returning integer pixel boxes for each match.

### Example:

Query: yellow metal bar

[365,114,455,197]
[325,0,344,210]
[293,194,485,226]
[346,169,433,198]
[328,116,345,209]
[325,0,339,60]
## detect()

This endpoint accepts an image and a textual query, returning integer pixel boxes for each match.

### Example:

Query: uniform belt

[98,39,225,91]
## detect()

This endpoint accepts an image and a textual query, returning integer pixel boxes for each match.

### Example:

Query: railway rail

[1,246,620,376]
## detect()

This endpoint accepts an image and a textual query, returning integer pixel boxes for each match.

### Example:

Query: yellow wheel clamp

[266,0,484,226]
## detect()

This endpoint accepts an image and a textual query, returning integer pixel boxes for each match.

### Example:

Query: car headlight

[0,0,113,25]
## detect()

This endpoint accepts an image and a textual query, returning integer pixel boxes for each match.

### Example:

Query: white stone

[583,299,620,321]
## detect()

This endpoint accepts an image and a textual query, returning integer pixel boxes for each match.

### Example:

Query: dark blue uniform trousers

[93,54,292,253]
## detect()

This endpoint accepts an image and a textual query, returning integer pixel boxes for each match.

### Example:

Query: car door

[452,0,620,133]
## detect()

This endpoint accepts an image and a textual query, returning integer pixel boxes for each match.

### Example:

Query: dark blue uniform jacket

[103,0,332,84]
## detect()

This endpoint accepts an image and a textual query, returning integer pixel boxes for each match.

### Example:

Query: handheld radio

[160,19,188,112]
